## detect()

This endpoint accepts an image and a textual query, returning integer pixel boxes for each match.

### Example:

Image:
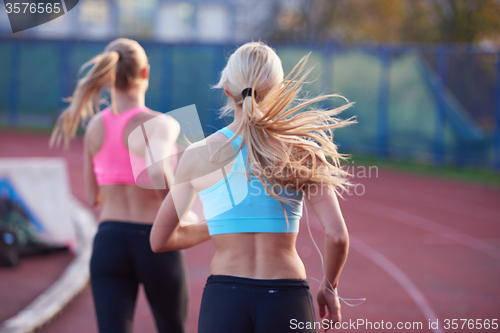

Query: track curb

[0,199,97,333]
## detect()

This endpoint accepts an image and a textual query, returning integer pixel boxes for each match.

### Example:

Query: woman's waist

[97,220,154,231]
[210,243,306,280]
[98,202,161,224]
[205,274,309,290]
[100,187,163,208]
[209,264,307,281]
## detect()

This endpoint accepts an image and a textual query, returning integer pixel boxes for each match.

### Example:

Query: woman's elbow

[325,229,349,248]
[86,196,99,208]
[86,191,101,208]
[150,234,167,253]
[150,243,163,253]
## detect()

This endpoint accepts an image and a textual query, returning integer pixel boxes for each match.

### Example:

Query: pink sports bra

[92,107,177,186]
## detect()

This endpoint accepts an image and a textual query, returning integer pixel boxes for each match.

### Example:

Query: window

[156,2,195,41]
[197,4,229,42]
[118,0,157,38]
[78,0,111,38]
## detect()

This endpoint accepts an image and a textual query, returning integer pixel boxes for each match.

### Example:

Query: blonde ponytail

[215,42,356,203]
[50,51,119,148]
[50,38,148,148]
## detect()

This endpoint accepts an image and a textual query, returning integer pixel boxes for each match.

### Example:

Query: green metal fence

[0,39,499,169]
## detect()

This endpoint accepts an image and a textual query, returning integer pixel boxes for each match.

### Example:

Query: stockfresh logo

[3,0,79,33]
[127,105,248,226]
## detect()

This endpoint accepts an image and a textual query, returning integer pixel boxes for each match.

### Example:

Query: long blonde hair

[214,42,356,202]
[50,38,148,147]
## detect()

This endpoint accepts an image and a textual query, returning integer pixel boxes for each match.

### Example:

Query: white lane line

[354,200,500,260]
[307,218,443,333]
[366,187,500,223]
[351,237,444,333]
[368,171,498,205]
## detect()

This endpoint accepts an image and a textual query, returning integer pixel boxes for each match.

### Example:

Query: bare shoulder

[186,131,228,156]
[180,138,211,166]
[84,112,105,154]
[135,109,180,133]
[146,109,179,126]
[175,132,228,184]
[85,112,104,135]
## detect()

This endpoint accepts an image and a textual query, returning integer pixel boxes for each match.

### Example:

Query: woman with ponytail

[151,41,356,332]
[51,38,188,333]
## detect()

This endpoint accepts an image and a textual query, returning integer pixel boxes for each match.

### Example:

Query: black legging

[90,221,188,333]
[198,275,316,333]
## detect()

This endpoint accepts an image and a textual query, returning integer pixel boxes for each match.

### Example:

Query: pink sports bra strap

[93,107,148,186]
[101,107,146,137]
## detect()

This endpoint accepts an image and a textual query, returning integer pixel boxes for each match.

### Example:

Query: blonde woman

[151,42,354,333]
[51,38,188,333]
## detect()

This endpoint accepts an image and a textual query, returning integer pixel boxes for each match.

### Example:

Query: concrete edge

[0,199,97,333]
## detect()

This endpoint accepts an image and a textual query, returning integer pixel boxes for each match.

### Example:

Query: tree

[248,0,500,45]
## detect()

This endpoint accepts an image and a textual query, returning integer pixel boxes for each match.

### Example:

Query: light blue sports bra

[198,127,304,236]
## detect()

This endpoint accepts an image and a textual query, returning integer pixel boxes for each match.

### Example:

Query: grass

[349,154,500,189]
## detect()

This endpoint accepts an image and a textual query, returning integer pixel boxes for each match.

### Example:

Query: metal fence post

[376,48,391,158]
[159,44,173,114]
[8,42,20,126]
[207,44,226,134]
[109,0,118,37]
[494,52,500,170]
[58,43,72,113]
[433,48,448,167]
[321,43,335,110]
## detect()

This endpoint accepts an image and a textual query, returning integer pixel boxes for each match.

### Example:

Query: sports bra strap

[218,127,234,139]
[217,127,242,147]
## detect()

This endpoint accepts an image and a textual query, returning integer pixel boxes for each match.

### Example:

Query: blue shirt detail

[198,127,303,236]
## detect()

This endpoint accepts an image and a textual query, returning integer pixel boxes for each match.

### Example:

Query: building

[0,0,262,42]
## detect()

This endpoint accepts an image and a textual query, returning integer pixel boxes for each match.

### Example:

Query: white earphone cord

[304,202,366,307]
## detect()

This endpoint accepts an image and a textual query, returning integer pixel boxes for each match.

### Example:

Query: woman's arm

[150,186,209,252]
[304,183,349,324]
[146,114,181,199]
[150,147,211,252]
[83,125,101,207]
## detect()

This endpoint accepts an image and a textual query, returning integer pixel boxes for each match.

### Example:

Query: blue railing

[0,38,499,170]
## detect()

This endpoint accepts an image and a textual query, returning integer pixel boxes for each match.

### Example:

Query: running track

[1,131,499,332]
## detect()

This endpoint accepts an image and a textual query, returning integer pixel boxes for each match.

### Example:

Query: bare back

[180,128,307,279]
[85,109,178,224]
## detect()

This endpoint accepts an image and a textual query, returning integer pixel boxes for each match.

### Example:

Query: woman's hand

[317,284,341,331]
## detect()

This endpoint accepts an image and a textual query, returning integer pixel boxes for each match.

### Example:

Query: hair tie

[241,87,257,99]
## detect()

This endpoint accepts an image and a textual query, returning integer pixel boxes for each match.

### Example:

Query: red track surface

[0,251,73,324]
[1,131,499,333]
